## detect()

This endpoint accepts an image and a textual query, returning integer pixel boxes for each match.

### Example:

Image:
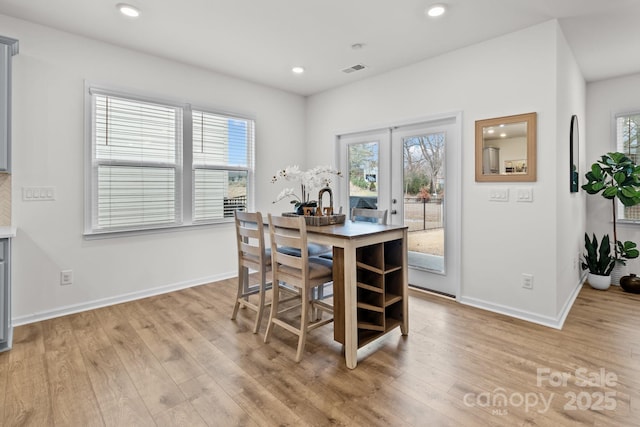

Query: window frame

[614,109,640,225]
[84,83,254,238]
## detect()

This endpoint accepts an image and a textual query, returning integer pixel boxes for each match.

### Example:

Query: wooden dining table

[305,221,409,369]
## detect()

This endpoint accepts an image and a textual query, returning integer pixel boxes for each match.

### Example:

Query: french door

[338,115,460,297]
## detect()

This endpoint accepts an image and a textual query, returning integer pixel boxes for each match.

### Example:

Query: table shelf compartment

[358,329,382,348]
[353,240,406,348]
[384,302,404,332]
[384,293,402,307]
[384,239,403,271]
[356,244,383,270]
[357,307,384,330]
[384,318,402,334]
[356,268,383,291]
[357,287,384,311]
[385,270,404,297]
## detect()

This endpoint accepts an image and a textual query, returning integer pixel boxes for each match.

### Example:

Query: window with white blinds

[86,88,254,235]
[616,112,640,222]
[192,111,252,222]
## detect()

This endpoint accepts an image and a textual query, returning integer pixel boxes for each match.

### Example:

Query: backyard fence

[403,197,443,232]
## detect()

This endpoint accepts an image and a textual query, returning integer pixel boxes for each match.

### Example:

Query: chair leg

[295,287,310,363]
[253,269,267,334]
[264,280,279,344]
[231,265,245,320]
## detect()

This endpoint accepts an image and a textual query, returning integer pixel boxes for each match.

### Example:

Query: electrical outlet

[60,270,73,286]
[522,273,533,289]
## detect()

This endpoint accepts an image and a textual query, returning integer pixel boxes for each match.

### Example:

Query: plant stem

[613,198,619,258]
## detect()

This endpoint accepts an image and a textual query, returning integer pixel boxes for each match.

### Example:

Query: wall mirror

[570,115,579,192]
[475,112,537,182]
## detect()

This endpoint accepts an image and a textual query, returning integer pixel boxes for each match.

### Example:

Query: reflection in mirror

[475,112,537,182]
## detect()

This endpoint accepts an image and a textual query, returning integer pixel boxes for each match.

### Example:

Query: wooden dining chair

[264,214,334,362]
[350,207,388,225]
[231,211,272,334]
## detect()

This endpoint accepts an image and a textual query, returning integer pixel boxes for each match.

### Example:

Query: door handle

[391,209,397,215]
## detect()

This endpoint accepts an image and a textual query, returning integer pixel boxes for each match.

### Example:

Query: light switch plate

[489,188,509,202]
[22,187,56,201]
[517,187,533,202]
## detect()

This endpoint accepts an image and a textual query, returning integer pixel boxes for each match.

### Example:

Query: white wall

[586,72,640,276]
[306,20,584,325]
[1,14,307,323]
[554,25,586,313]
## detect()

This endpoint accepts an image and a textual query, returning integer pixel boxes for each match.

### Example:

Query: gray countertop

[0,226,16,238]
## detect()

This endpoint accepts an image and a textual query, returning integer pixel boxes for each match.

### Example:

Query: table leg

[401,229,409,335]
[343,242,358,369]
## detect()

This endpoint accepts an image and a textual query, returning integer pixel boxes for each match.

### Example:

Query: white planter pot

[611,263,627,286]
[587,273,611,290]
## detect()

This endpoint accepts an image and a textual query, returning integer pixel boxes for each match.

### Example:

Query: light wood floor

[1,280,639,426]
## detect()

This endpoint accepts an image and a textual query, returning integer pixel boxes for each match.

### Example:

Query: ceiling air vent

[341,64,367,74]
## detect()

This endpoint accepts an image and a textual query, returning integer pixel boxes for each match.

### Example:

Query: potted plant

[582,152,640,281]
[271,165,342,214]
[582,233,615,290]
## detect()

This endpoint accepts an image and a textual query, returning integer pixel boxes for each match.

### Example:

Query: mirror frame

[569,114,579,192]
[475,112,537,182]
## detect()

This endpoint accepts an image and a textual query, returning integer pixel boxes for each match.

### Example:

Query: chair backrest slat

[268,214,310,282]
[235,211,267,269]
[351,208,388,225]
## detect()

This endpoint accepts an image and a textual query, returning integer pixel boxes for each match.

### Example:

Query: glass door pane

[403,132,445,273]
[348,142,379,214]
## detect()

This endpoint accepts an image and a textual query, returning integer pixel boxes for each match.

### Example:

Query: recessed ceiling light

[500,133,507,138]
[292,66,305,74]
[487,129,495,134]
[117,3,141,18]
[426,4,446,18]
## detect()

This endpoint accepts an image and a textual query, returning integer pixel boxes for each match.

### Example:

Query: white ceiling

[0,0,638,96]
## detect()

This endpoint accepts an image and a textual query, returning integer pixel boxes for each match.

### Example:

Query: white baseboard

[457,277,585,330]
[12,272,236,327]
[555,275,586,328]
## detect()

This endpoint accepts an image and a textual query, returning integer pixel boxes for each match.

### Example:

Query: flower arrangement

[272,165,342,211]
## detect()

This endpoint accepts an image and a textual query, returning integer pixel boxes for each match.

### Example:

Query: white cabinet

[0,238,10,350]
[0,36,18,172]
[0,35,17,351]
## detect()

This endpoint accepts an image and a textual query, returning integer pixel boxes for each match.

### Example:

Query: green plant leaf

[602,187,618,198]
[591,163,604,180]
[614,171,626,184]
[626,249,639,259]
[616,240,639,260]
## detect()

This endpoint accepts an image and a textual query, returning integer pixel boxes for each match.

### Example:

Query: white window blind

[85,87,254,236]
[616,112,640,222]
[192,110,253,222]
[90,93,182,233]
